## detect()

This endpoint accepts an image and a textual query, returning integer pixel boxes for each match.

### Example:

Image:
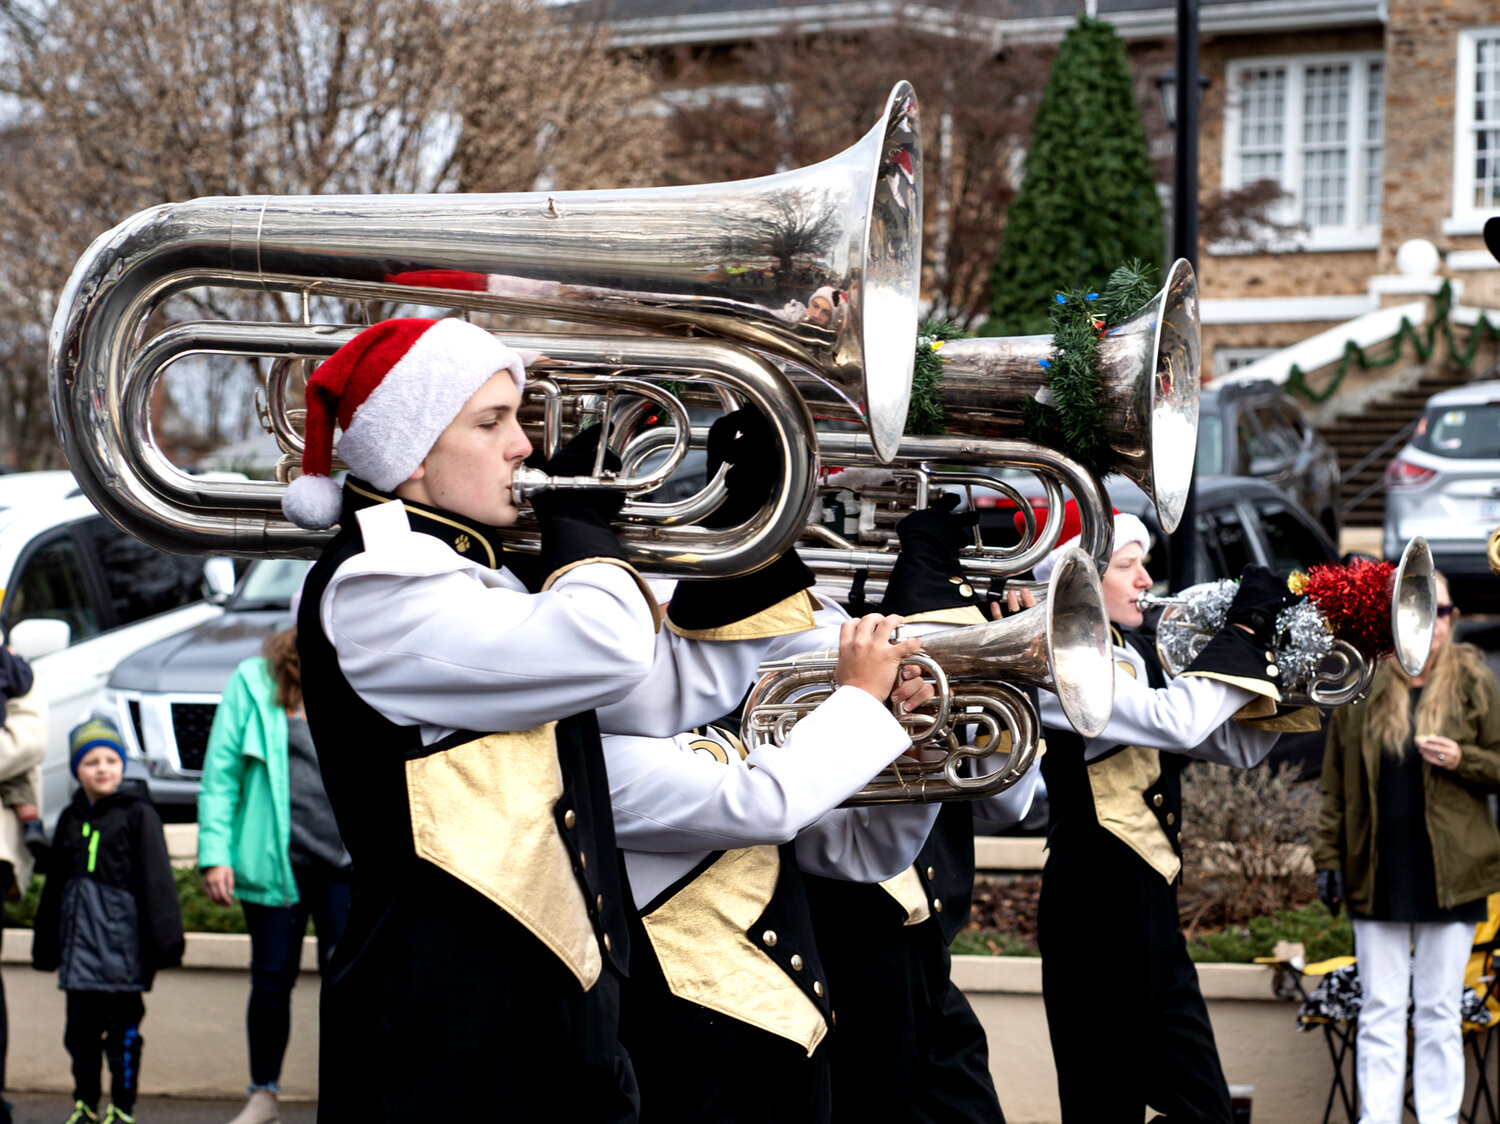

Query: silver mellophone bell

[1137,538,1436,708]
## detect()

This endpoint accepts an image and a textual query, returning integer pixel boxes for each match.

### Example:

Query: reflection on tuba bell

[742,547,1113,804]
[917,258,1201,533]
[49,83,922,564]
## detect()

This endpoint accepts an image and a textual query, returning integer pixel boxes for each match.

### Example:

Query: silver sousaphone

[49,83,924,568]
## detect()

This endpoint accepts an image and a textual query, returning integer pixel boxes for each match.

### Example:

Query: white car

[0,472,232,825]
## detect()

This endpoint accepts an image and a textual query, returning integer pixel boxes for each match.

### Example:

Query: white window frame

[1219,52,1385,254]
[1445,26,1500,236]
[1214,348,1277,379]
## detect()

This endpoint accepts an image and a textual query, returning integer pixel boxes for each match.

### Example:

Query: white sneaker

[225,1091,279,1124]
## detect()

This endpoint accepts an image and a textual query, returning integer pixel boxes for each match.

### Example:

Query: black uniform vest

[297,482,629,976]
[1041,632,1184,877]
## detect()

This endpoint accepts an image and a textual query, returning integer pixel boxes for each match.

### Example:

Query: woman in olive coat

[1315,573,1500,1124]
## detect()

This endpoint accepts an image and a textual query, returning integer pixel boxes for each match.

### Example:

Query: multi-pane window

[1451,28,1500,228]
[1222,54,1385,249]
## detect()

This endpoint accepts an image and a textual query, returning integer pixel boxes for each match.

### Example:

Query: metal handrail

[1338,418,1418,515]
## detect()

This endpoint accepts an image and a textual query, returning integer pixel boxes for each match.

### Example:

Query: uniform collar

[340,478,512,573]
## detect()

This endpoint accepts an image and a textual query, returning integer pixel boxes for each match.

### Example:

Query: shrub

[984,15,1164,335]
[1178,761,1320,934]
[5,869,247,933]
[1186,902,1354,964]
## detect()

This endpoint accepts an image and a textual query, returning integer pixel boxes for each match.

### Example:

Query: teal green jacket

[196,658,297,907]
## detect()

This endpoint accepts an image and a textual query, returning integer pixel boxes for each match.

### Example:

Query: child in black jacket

[33,718,184,1124]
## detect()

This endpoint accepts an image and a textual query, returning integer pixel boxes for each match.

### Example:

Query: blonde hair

[1363,574,1477,753]
[263,627,302,715]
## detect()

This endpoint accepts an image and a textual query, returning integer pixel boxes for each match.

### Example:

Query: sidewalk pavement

[7,1093,316,1122]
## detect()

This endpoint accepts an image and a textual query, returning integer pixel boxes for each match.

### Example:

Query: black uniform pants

[619,906,831,1123]
[64,991,145,1113]
[806,878,1004,1124]
[318,874,637,1123]
[1038,832,1232,1124]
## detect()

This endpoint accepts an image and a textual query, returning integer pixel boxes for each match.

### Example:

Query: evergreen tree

[984,16,1164,336]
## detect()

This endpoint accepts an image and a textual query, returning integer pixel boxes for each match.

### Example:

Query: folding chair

[1461,893,1500,1124]
[1257,896,1500,1124]
[1257,953,1360,1124]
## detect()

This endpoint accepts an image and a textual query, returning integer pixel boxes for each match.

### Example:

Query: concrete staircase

[1317,366,1481,528]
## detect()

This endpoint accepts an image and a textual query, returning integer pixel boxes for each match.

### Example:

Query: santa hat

[1017,500,1152,582]
[281,318,526,530]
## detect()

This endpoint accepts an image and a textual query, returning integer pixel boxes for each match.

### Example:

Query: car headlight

[96,688,144,761]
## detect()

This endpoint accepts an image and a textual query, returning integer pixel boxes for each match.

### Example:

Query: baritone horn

[49,83,922,563]
[742,547,1114,804]
[1143,537,1436,707]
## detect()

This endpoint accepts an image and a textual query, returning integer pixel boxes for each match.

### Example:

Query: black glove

[0,647,33,709]
[1224,564,1299,646]
[1316,869,1344,915]
[526,425,626,524]
[878,494,983,617]
[703,407,779,529]
[526,426,629,577]
[667,407,815,633]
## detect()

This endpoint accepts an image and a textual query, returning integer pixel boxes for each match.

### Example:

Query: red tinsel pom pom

[1303,557,1396,660]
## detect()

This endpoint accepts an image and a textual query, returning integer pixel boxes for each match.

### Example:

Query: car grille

[169,702,218,773]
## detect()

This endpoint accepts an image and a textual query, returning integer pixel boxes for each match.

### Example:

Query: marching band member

[601,612,941,1123]
[282,323,827,1122]
[596,408,944,1122]
[1032,502,1304,1124]
[802,496,1039,1124]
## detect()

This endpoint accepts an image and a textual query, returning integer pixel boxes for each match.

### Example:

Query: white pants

[1353,918,1473,1124]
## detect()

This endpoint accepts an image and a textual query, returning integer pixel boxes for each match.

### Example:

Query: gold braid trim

[542,558,661,633]
[665,589,819,640]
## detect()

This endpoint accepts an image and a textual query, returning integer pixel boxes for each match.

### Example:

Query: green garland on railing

[907,317,970,435]
[1020,260,1158,478]
[1285,281,1500,404]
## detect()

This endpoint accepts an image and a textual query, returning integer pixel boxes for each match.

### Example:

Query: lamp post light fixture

[1156,69,1211,132]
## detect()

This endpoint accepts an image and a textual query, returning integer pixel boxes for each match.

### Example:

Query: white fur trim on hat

[335,319,525,492]
[281,474,344,531]
[1034,511,1154,582]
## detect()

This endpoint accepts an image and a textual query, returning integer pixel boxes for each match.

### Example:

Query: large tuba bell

[49,83,922,564]
[920,258,1201,533]
[742,547,1114,804]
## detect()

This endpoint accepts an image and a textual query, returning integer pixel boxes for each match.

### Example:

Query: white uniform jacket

[320,500,813,745]
[1037,638,1279,767]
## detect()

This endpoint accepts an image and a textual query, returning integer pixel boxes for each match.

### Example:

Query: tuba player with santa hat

[285,318,830,1122]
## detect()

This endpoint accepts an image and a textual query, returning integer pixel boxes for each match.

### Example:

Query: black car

[1196,380,1343,541]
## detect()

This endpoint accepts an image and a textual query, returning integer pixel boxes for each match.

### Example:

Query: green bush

[173,867,247,933]
[5,869,247,934]
[952,928,1038,957]
[984,15,1164,335]
[1186,902,1354,964]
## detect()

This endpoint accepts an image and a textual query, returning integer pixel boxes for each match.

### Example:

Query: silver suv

[1383,380,1500,607]
[96,558,309,820]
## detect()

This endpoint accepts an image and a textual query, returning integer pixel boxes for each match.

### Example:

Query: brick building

[605,0,1498,374]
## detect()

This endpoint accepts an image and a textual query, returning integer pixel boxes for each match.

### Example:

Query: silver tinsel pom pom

[1272,600,1335,690]
[1156,579,1238,672]
[1155,578,1335,692]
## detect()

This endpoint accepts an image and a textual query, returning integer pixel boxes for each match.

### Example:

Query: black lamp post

[1163,0,1205,594]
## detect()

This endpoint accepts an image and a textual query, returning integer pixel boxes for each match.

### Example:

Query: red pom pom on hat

[1018,500,1151,581]
[281,318,526,530]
